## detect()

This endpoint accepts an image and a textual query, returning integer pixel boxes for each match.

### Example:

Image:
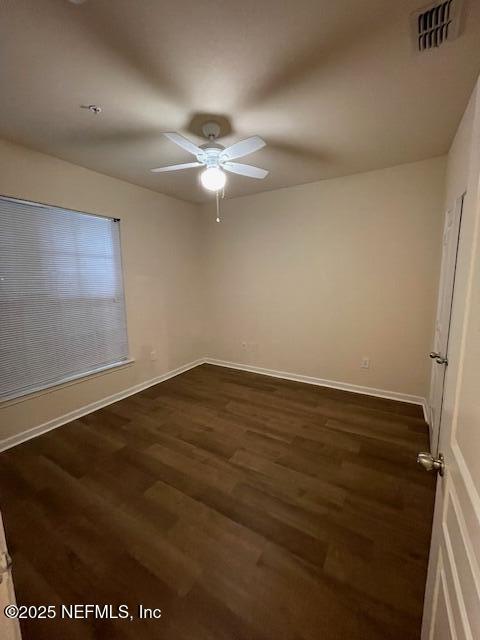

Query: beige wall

[0,139,448,445]
[453,84,480,495]
[0,139,204,442]
[201,157,446,398]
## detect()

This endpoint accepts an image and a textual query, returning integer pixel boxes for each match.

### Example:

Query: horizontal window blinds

[0,196,129,401]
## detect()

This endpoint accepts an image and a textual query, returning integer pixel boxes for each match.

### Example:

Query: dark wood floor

[0,364,436,640]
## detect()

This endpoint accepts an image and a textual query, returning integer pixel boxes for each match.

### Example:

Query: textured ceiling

[1,0,480,203]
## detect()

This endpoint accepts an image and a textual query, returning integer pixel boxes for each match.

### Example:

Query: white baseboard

[205,358,429,420]
[0,356,429,452]
[0,358,204,453]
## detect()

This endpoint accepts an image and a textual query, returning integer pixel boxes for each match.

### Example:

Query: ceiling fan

[150,122,269,192]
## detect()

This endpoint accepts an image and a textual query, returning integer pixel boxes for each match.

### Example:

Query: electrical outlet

[150,349,158,361]
[241,342,247,350]
[361,357,370,369]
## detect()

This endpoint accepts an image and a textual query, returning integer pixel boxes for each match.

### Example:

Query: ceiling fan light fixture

[200,167,226,192]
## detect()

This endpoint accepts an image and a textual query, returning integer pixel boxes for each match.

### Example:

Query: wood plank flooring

[0,364,436,640]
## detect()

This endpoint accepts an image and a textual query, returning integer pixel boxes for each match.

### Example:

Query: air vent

[411,0,464,51]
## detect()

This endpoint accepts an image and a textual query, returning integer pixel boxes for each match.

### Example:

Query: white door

[428,195,463,453]
[0,511,21,640]
[421,182,480,638]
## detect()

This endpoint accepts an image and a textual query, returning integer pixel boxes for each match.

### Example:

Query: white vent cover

[411,0,464,51]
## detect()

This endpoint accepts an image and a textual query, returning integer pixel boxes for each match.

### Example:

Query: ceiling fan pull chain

[216,191,221,223]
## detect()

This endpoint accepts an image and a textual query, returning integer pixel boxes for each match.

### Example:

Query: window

[0,195,130,401]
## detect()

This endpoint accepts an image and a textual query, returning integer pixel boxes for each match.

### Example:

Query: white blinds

[0,196,129,401]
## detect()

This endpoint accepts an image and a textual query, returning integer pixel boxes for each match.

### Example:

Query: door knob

[417,452,445,476]
[429,352,448,365]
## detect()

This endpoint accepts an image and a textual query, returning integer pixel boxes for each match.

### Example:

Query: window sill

[0,359,135,408]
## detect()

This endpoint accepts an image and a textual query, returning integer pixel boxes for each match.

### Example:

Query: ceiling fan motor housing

[198,122,226,168]
[198,146,226,169]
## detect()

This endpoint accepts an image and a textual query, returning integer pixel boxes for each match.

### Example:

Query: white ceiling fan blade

[150,161,202,173]
[221,136,266,161]
[164,132,204,156]
[223,162,269,179]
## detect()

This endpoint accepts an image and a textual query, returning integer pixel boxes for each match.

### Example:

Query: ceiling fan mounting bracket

[202,121,221,140]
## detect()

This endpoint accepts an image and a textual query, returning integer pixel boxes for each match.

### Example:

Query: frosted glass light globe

[200,167,226,192]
